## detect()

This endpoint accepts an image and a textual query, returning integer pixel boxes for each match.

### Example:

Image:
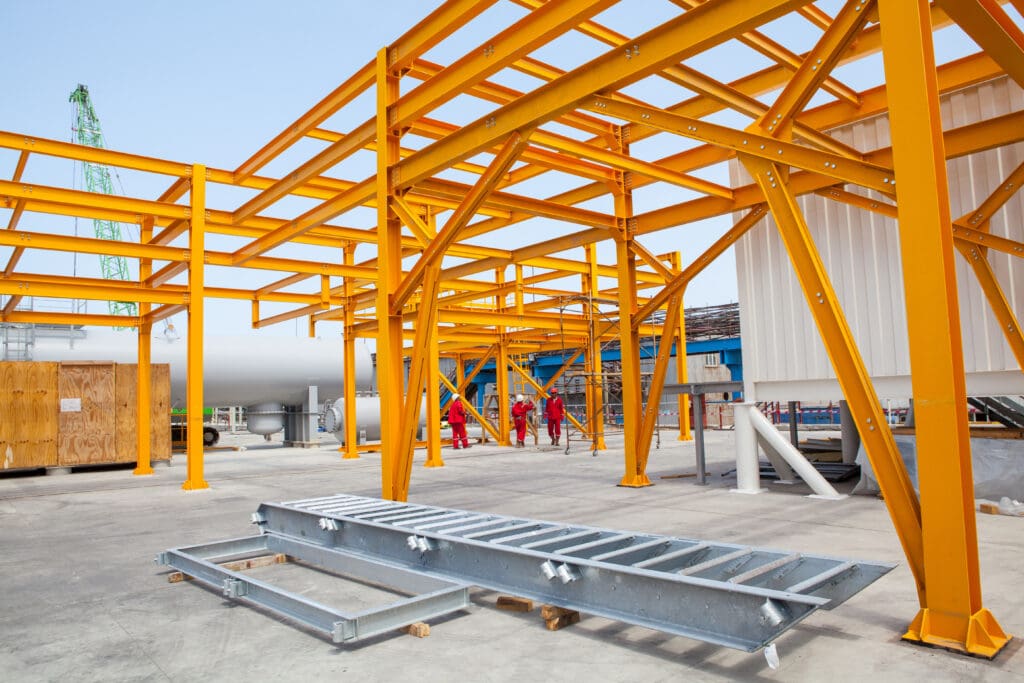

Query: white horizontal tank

[31,329,374,408]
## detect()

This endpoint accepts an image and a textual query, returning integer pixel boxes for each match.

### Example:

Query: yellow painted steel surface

[1,0,1019,656]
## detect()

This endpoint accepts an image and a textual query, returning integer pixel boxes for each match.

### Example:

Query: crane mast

[68,84,137,319]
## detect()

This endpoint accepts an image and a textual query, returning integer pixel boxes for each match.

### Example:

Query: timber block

[403,622,431,638]
[979,502,1001,515]
[541,605,580,630]
[496,596,534,612]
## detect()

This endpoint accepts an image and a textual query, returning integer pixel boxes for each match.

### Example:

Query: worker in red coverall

[511,394,534,448]
[448,393,470,449]
[544,388,565,446]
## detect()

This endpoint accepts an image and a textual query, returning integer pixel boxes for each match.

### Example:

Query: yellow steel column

[495,267,511,446]
[614,163,649,486]
[425,211,444,467]
[879,0,1009,657]
[183,165,208,491]
[669,252,692,441]
[342,242,359,459]
[375,47,406,500]
[133,216,154,476]
[584,243,606,451]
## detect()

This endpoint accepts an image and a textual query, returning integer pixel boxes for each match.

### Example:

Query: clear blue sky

[0,1,1001,339]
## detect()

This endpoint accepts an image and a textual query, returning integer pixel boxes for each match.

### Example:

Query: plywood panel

[114,363,172,463]
[58,362,116,466]
[0,361,59,469]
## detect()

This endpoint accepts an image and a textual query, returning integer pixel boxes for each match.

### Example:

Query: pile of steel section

[162,494,894,652]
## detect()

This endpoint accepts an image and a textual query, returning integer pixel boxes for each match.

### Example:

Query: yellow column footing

[132,466,154,476]
[182,480,209,491]
[902,607,1011,659]
[618,474,652,488]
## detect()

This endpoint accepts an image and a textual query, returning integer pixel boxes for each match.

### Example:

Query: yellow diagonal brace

[389,195,432,248]
[957,159,1024,227]
[759,0,876,136]
[633,206,767,328]
[956,241,1024,369]
[391,130,532,313]
[629,240,675,282]
[743,154,924,596]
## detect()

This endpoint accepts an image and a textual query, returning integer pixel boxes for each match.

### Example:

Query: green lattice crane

[68,84,137,318]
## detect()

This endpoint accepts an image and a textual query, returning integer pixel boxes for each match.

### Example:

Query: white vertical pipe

[733,402,764,494]
[747,407,843,499]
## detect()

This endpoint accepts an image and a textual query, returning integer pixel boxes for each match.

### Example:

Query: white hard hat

[516,394,524,402]
[451,393,459,400]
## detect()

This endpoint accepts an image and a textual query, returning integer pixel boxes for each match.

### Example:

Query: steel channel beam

[253,496,894,652]
[158,534,470,644]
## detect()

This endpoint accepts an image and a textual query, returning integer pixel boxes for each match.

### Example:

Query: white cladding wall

[735,76,1024,401]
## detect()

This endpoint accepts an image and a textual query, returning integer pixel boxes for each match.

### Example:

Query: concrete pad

[0,429,1021,681]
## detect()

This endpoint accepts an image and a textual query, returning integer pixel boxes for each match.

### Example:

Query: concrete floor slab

[0,429,1021,681]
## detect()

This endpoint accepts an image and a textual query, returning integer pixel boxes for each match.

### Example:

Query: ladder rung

[551,533,634,557]
[440,518,506,536]
[591,538,669,562]
[464,522,541,540]
[415,514,491,531]
[678,549,753,577]
[398,512,468,528]
[520,529,598,550]
[786,561,855,594]
[632,542,710,569]
[728,554,802,584]
[491,525,569,545]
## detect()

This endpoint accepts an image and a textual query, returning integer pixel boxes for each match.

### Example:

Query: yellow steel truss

[2,0,1020,656]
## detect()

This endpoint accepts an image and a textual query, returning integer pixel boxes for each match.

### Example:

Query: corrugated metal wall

[734,76,1024,400]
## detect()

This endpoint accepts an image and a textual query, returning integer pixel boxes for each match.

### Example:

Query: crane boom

[68,84,137,319]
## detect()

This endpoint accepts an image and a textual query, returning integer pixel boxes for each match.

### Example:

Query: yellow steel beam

[880,0,1009,657]
[667,0,861,106]
[145,304,186,324]
[629,240,675,282]
[530,128,733,199]
[0,179,190,221]
[390,0,617,133]
[393,0,810,191]
[183,164,208,491]
[0,278,185,306]
[230,177,375,265]
[957,159,1024,228]
[935,0,1024,90]
[233,119,375,224]
[0,310,141,327]
[589,96,895,194]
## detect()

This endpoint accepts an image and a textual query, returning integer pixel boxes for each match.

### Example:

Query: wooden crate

[58,361,117,466]
[114,363,171,462]
[0,361,59,469]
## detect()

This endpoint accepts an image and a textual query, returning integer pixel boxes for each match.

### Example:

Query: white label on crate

[60,398,82,413]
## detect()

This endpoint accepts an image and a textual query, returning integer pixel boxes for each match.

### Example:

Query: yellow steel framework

[1,0,1020,657]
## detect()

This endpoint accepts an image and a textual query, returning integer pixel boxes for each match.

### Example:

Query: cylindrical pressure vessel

[30,329,373,408]
[323,396,426,444]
